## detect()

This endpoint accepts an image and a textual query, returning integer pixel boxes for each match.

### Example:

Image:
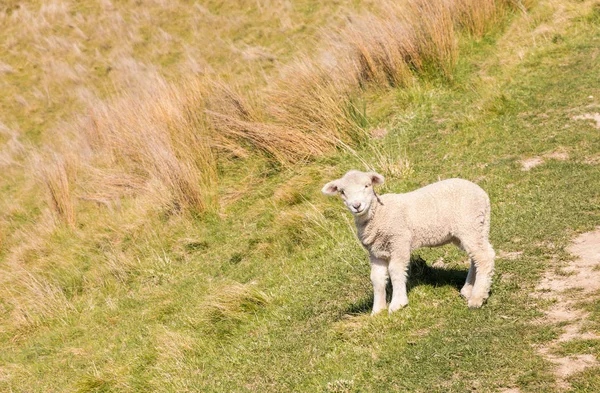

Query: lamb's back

[378,179,489,247]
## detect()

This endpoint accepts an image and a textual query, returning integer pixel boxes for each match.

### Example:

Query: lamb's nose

[352,202,361,210]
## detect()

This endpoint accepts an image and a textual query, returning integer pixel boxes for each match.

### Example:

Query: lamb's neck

[355,199,381,245]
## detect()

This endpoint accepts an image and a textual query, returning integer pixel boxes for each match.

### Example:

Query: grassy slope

[2,1,600,392]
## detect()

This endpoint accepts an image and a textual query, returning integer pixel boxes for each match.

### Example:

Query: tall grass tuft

[268,59,367,147]
[407,0,458,78]
[199,282,271,334]
[340,12,419,87]
[340,0,459,81]
[4,268,75,327]
[80,77,218,213]
[206,82,329,164]
[36,152,76,227]
[451,0,507,38]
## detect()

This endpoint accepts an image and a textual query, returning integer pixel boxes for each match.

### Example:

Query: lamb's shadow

[345,255,468,315]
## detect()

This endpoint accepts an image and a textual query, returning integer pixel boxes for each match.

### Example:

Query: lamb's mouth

[353,207,367,215]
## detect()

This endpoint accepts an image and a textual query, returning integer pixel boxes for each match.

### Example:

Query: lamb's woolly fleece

[357,178,491,258]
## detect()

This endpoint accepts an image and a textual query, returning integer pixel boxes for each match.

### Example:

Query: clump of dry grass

[268,59,367,147]
[206,82,329,164]
[79,76,218,213]
[76,76,336,213]
[36,152,76,227]
[340,13,419,87]
[371,143,414,178]
[451,0,507,37]
[407,0,458,77]
[200,282,271,327]
[210,114,329,165]
[0,122,25,167]
[3,267,75,328]
[340,0,458,85]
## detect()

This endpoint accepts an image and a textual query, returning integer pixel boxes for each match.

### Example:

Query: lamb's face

[322,170,384,217]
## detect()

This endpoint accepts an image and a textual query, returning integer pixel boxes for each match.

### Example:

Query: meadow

[1,0,600,391]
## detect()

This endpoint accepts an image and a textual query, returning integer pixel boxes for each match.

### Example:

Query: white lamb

[322,170,495,314]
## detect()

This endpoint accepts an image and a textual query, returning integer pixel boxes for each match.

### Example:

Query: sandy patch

[519,149,569,171]
[573,113,600,129]
[538,349,597,380]
[584,155,600,165]
[533,228,600,388]
[498,250,523,260]
[538,229,600,296]
[545,150,569,161]
[500,272,515,284]
[432,257,446,269]
[520,157,544,171]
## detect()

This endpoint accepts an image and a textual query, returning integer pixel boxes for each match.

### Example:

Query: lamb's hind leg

[460,260,476,299]
[465,241,495,308]
[453,238,476,299]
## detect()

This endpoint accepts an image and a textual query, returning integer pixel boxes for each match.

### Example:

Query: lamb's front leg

[370,255,389,315]
[388,247,411,313]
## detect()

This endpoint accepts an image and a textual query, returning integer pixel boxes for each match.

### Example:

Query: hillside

[1,0,600,392]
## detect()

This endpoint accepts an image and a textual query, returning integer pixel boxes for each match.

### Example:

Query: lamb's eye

[365,184,369,188]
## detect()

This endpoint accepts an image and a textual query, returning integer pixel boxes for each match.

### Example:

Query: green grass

[2,0,600,392]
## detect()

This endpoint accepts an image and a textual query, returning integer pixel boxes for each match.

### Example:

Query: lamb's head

[322,170,384,217]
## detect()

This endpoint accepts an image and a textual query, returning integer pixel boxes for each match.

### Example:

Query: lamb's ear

[321,180,340,196]
[369,172,385,185]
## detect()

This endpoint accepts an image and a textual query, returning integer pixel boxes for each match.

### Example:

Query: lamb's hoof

[467,296,484,308]
[371,307,386,316]
[460,286,473,299]
[388,301,408,314]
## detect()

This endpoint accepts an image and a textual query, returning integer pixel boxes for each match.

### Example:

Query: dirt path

[533,228,600,389]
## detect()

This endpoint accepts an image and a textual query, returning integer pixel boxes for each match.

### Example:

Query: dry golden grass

[200,281,271,326]
[371,143,414,179]
[268,59,365,147]
[72,76,332,213]
[451,0,506,37]
[340,13,419,87]
[206,82,329,164]
[36,152,76,227]
[0,208,76,329]
[5,267,75,328]
[76,77,218,213]
[0,0,363,152]
[337,0,512,83]
[335,0,459,85]
[21,0,520,220]
[0,122,25,168]
[408,0,459,77]
[1,0,522,222]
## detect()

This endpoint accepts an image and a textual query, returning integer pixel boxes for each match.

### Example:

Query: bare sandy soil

[534,228,600,388]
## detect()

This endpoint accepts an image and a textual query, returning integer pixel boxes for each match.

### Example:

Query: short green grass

[2,0,600,392]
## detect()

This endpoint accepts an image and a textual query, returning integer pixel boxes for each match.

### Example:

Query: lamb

[322,170,495,314]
